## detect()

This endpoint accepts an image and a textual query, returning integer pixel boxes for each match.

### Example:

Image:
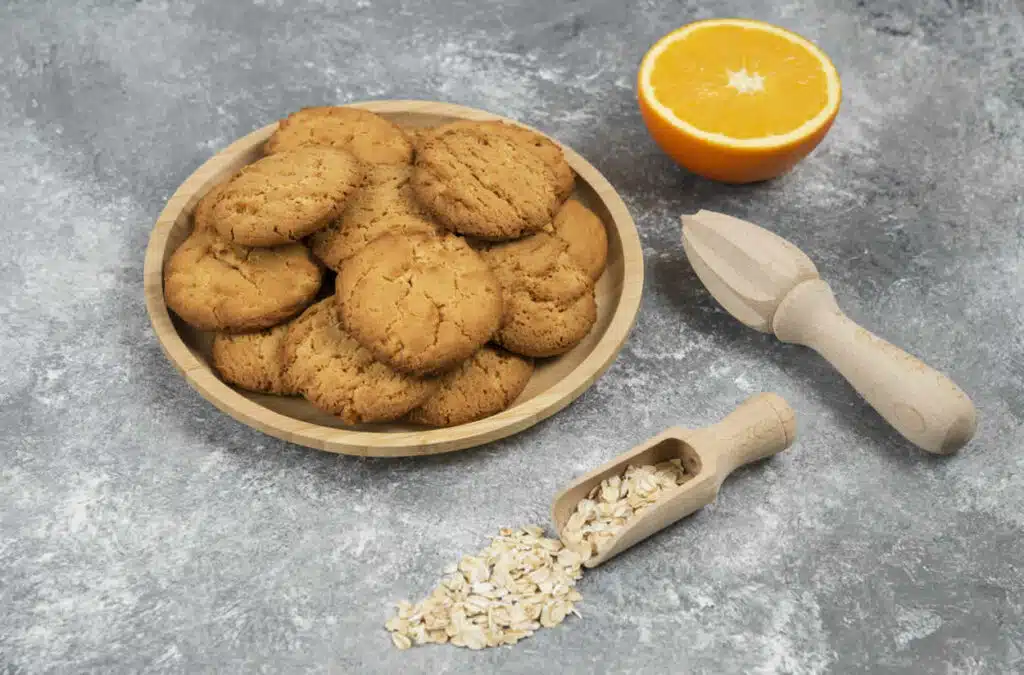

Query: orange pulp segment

[638,19,841,182]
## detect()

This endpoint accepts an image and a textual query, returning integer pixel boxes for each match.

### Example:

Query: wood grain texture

[772,279,977,455]
[143,100,644,457]
[550,393,796,568]
[681,209,819,333]
[681,209,976,455]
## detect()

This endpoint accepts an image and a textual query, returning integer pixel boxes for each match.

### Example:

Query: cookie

[485,121,575,202]
[481,233,597,357]
[548,199,608,281]
[404,125,436,155]
[211,322,296,395]
[412,123,560,240]
[283,298,438,424]
[192,180,229,232]
[163,228,322,332]
[420,120,575,201]
[209,147,365,247]
[308,164,443,271]
[495,288,597,358]
[336,233,503,375]
[265,106,414,166]
[407,346,534,427]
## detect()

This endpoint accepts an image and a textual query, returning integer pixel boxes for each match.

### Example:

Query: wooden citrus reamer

[552,393,796,568]
[681,210,977,455]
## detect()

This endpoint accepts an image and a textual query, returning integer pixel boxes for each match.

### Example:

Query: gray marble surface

[1,0,1022,673]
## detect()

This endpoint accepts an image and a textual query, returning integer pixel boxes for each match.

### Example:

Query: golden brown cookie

[548,199,608,281]
[163,228,322,333]
[308,164,443,271]
[192,180,229,232]
[211,323,296,395]
[496,289,597,358]
[265,106,414,166]
[412,123,560,240]
[208,147,365,247]
[407,346,534,427]
[482,233,597,357]
[336,233,503,375]
[419,120,576,201]
[282,298,438,424]
[404,125,436,155]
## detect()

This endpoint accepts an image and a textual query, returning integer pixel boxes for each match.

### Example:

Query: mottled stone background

[1,0,1021,673]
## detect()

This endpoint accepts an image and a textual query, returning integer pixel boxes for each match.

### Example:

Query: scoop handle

[687,393,797,480]
[772,279,976,455]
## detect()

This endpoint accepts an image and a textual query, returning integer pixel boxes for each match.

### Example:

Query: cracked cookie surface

[211,322,296,395]
[404,125,435,155]
[407,345,533,427]
[309,164,443,271]
[209,147,365,247]
[494,288,597,358]
[482,233,597,357]
[412,123,560,240]
[283,298,438,424]
[418,120,576,202]
[163,227,322,332]
[547,199,608,281]
[265,107,414,166]
[336,233,503,375]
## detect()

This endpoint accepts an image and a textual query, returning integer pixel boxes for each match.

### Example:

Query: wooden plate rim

[143,99,644,457]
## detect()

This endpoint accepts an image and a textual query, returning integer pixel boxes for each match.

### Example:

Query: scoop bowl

[551,393,796,568]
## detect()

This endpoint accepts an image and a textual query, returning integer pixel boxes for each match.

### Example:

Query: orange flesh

[648,25,831,139]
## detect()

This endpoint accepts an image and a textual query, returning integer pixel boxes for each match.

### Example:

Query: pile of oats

[385,525,584,650]
[561,460,691,563]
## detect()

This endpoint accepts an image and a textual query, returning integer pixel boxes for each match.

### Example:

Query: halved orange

[638,19,841,183]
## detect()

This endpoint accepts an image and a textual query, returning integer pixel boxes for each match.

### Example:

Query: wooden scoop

[551,393,796,568]
[681,209,977,455]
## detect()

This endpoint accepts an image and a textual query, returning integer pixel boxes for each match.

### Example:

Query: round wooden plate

[143,100,644,456]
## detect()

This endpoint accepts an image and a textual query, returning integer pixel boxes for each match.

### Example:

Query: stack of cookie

[164,106,608,428]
